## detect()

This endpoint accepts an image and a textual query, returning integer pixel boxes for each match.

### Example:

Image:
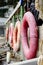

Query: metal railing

[6,1,21,24]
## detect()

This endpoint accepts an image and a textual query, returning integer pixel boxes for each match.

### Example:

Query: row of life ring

[6,12,38,59]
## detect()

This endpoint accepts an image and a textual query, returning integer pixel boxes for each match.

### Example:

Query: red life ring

[21,12,38,59]
[13,20,21,52]
[6,27,9,42]
[9,23,14,47]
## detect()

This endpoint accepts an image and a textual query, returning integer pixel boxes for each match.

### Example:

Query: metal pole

[20,0,24,21]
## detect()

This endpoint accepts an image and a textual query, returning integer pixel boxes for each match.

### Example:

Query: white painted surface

[8,58,38,65]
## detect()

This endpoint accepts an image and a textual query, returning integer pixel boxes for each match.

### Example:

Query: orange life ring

[21,12,38,59]
[6,27,9,42]
[9,23,14,48]
[13,20,21,52]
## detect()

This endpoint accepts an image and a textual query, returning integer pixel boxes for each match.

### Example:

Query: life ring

[6,27,9,42]
[13,20,21,52]
[21,12,38,59]
[9,23,14,48]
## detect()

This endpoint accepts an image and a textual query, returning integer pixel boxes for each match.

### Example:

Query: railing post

[20,0,24,21]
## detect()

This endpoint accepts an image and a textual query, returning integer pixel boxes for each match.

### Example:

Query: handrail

[6,1,21,24]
